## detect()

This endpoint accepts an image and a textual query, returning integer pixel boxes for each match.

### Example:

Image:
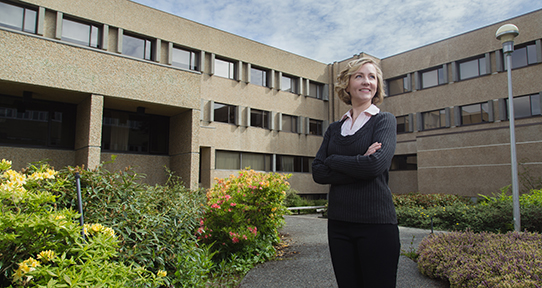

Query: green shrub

[199,170,290,273]
[52,159,213,287]
[0,159,163,287]
[283,189,305,207]
[393,192,470,209]
[418,230,542,287]
[394,191,542,233]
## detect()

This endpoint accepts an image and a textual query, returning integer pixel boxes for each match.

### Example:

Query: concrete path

[240,214,449,288]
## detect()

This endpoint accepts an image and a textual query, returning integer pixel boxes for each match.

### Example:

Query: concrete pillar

[75,94,103,170]
[169,109,200,190]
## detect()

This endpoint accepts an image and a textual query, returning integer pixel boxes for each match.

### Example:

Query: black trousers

[328,219,400,288]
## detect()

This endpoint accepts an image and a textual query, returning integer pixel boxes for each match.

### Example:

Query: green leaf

[63,274,72,285]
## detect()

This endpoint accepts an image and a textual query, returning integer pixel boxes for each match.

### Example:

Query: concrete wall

[1,0,540,197]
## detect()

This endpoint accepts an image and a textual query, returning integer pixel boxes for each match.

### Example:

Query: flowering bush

[0,159,163,287]
[417,230,542,287]
[199,170,290,272]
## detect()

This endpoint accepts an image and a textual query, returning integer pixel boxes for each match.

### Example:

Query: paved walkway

[240,214,449,288]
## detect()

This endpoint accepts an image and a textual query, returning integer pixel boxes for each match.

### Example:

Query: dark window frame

[308,81,324,99]
[0,1,37,33]
[505,94,542,119]
[460,102,490,126]
[250,66,268,87]
[101,109,169,155]
[387,75,409,96]
[172,46,199,71]
[0,94,76,149]
[215,150,272,172]
[250,108,270,129]
[214,57,236,79]
[505,42,538,70]
[421,109,446,130]
[213,102,236,125]
[281,114,298,133]
[390,154,417,171]
[421,66,446,89]
[396,115,412,134]
[281,74,297,93]
[276,155,314,173]
[61,17,101,48]
[458,55,487,81]
[122,33,153,60]
[309,118,323,136]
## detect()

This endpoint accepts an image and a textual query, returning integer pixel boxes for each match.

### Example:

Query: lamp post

[496,24,520,232]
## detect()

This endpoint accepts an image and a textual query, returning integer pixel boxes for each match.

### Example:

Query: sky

[131,0,542,63]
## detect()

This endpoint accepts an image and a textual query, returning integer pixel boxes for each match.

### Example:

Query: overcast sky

[131,0,541,63]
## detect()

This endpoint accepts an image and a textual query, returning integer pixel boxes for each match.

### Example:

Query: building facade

[0,0,540,197]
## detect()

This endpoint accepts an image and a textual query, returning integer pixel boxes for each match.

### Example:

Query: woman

[312,57,399,287]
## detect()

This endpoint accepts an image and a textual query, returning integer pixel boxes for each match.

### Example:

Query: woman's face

[346,63,378,107]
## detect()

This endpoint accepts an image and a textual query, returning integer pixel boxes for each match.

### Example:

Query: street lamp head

[496,24,519,53]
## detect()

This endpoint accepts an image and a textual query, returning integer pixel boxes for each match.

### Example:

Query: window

[308,81,324,99]
[506,94,542,119]
[0,1,36,33]
[282,114,298,133]
[276,155,313,173]
[213,102,236,124]
[214,58,235,79]
[390,154,417,171]
[422,109,446,130]
[122,34,152,60]
[388,75,409,96]
[461,103,490,125]
[506,43,537,69]
[102,109,169,154]
[251,67,267,87]
[309,119,323,135]
[215,150,271,171]
[0,94,76,148]
[62,18,100,48]
[421,67,446,89]
[281,75,297,93]
[215,150,240,170]
[241,152,271,171]
[396,115,412,134]
[250,109,270,129]
[459,56,487,80]
[172,47,198,70]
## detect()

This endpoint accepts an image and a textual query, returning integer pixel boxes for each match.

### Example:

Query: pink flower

[248,226,258,236]
[211,203,221,209]
[232,237,239,243]
[230,203,237,207]
[243,235,248,240]
[224,195,232,200]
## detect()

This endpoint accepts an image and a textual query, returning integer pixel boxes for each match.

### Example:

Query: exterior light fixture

[496,23,520,232]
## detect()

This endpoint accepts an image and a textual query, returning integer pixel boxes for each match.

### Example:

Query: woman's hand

[364,142,382,156]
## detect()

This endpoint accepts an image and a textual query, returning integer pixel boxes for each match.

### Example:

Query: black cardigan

[312,112,397,224]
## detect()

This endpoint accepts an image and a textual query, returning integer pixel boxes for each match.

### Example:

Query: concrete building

[1,0,540,198]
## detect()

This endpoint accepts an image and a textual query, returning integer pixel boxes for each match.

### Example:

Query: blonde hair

[335,57,386,106]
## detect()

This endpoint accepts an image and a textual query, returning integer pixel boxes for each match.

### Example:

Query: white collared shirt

[340,104,380,136]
